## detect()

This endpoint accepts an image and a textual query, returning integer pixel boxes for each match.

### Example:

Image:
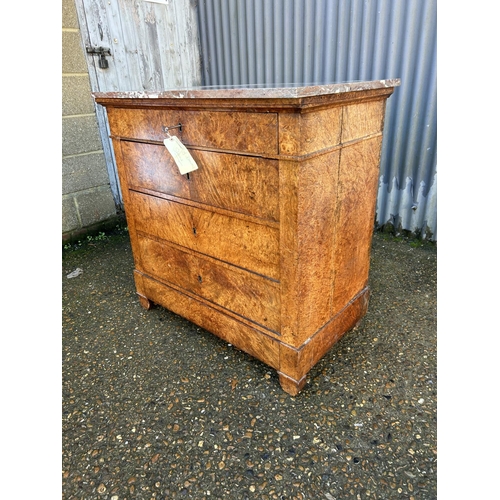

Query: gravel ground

[62,226,437,500]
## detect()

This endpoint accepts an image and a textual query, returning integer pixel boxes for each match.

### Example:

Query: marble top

[93,79,400,100]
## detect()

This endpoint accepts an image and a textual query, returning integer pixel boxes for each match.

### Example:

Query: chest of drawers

[94,80,399,395]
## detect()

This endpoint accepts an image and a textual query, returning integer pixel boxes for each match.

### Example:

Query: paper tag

[163,136,198,175]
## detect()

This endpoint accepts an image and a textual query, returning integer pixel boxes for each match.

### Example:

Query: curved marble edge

[93,79,401,100]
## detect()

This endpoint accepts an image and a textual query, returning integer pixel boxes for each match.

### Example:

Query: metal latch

[86,46,111,69]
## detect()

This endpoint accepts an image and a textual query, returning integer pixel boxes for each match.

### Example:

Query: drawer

[107,107,278,155]
[137,234,281,332]
[120,141,279,222]
[135,271,281,371]
[130,191,280,280]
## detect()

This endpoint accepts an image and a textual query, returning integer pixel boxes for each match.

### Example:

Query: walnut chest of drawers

[94,80,399,395]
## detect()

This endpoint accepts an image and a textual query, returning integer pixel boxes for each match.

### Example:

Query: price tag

[163,135,198,175]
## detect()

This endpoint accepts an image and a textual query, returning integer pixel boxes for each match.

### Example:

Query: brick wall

[62,0,118,242]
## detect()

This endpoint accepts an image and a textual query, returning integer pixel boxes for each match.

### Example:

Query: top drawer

[106,107,278,155]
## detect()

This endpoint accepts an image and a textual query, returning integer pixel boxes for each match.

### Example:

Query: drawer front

[135,271,281,371]
[137,234,280,332]
[120,141,279,222]
[130,191,280,280]
[107,107,278,155]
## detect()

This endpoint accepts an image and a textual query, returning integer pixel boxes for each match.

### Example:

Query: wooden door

[74,0,202,206]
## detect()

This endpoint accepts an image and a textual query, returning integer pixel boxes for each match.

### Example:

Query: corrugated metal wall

[196,0,437,240]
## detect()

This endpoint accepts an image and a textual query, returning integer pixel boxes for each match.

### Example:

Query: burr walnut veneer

[94,80,400,395]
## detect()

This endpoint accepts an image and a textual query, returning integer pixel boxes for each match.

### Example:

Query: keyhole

[192,227,197,235]
[197,275,203,283]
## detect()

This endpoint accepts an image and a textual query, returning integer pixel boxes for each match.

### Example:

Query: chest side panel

[331,135,383,313]
[341,100,385,143]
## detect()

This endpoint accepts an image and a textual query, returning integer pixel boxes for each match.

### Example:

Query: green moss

[63,219,129,255]
[374,227,436,250]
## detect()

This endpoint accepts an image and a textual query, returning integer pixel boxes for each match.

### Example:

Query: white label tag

[163,136,198,175]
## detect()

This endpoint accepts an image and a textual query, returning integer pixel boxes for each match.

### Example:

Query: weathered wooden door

[74,0,202,206]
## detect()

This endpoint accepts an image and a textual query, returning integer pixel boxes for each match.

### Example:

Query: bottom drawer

[135,271,281,371]
[136,234,281,333]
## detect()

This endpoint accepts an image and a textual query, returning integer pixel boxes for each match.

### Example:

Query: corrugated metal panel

[197,0,437,240]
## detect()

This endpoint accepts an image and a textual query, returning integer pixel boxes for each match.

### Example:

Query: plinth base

[134,270,370,395]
